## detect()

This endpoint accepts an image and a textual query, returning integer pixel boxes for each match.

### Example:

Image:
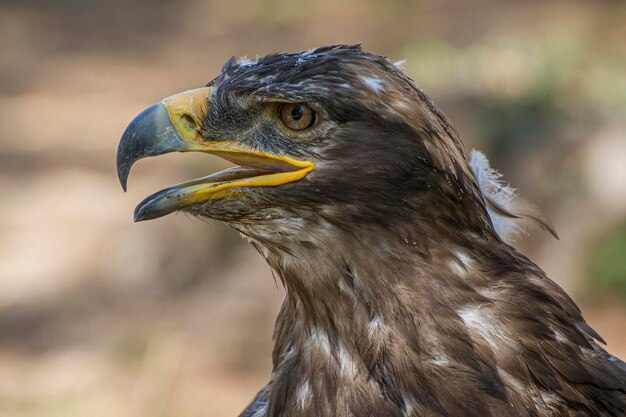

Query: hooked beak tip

[118,165,130,192]
[116,102,187,193]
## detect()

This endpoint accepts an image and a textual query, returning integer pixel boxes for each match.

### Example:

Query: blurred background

[0,0,625,415]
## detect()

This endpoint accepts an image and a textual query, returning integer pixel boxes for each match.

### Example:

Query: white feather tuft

[236,56,258,67]
[469,150,557,243]
[393,59,407,70]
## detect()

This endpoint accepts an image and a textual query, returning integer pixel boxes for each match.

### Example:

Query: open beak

[116,87,314,222]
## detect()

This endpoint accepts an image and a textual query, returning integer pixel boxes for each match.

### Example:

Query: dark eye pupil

[291,106,304,120]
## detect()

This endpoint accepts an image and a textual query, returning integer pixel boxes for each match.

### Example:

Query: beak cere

[116,87,314,222]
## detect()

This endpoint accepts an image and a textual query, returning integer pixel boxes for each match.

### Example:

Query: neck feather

[235,184,591,417]
[252,221,516,417]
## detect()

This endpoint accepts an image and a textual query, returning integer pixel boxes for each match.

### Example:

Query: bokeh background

[0,0,625,416]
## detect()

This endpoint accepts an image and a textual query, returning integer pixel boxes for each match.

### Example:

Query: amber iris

[280,103,316,130]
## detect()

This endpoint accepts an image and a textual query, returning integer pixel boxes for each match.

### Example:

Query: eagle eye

[279,103,316,131]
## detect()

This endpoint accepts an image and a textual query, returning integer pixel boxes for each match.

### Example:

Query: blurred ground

[0,0,625,416]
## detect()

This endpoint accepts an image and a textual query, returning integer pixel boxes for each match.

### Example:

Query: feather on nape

[469,150,558,244]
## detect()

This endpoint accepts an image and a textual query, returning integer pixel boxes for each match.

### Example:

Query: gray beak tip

[117,163,130,192]
[116,102,187,193]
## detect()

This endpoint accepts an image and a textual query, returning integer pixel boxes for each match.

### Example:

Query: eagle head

[117,44,493,246]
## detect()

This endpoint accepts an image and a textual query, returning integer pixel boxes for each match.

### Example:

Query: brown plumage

[117,45,626,417]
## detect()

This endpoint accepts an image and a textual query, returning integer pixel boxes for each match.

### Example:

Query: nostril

[180,114,197,131]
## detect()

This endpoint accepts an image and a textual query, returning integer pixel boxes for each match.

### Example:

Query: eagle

[116,45,626,417]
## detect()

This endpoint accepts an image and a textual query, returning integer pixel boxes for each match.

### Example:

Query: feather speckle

[360,75,385,94]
